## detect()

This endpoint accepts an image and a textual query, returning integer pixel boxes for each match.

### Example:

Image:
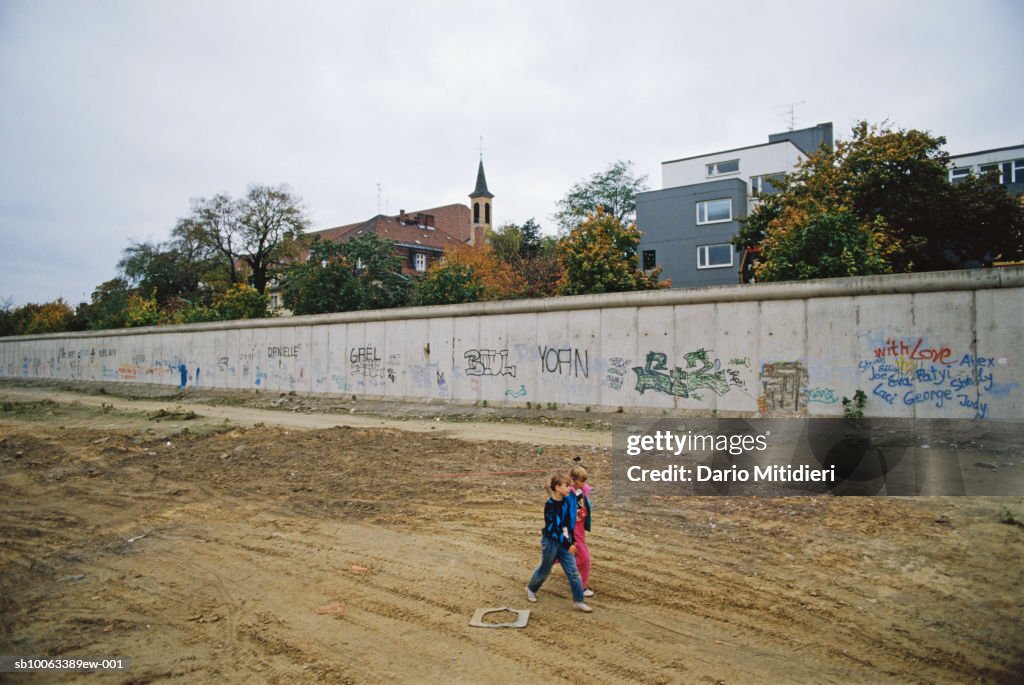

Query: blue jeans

[527,536,584,603]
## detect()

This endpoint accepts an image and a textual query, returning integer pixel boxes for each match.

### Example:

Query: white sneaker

[583,588,594,597]
[573,602,593,613]
[525,586,537,603]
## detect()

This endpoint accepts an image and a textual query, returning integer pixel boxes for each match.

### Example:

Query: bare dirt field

[1,380,1022,684]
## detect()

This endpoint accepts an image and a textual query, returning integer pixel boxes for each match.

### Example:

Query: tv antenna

[778,101,805,131]
[377,182,384,214]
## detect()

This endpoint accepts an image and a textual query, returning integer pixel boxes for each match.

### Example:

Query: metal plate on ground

[468,606,530,628]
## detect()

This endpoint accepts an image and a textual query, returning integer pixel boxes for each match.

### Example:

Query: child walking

[525,473,592,612]
[570,465,595,597]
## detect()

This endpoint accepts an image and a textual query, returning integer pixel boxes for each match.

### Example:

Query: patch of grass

[0,399,60,418]
[148,408,200,422]
[998,508,1024,529]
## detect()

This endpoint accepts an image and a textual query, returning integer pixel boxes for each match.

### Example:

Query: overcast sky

[1,0,1021,306]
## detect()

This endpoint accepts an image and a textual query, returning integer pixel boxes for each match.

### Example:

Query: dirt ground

[1,380,1022,684]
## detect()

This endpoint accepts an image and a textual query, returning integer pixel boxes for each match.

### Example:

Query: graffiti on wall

[387,354,402,383]
[464,349,516,377]
[759,362,809,414]
[350,346,386,380]
[874,337,953,364]
[268,344,300,359]
[505,384,528,399]
[632,349,734,400]
[605,357,631,391]
[860,337,1013,419]
[407,363,449,398]
[806,387,839,404]
[538,346,589,378]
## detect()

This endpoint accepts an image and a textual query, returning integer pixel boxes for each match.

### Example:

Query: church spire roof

[470,158,494,199]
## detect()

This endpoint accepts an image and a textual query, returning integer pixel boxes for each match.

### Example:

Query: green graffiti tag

[632,350,731,399]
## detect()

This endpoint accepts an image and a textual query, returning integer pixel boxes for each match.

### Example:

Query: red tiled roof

[311,203,472,247]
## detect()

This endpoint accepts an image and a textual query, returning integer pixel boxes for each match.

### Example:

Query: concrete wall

[3,268,1023,420]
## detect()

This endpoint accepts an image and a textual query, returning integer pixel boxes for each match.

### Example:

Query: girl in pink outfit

[569,465,594,597]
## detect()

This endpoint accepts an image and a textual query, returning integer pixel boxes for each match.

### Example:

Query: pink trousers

[574,538,591,588]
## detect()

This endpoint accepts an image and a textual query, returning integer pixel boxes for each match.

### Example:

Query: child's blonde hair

[570,465,588,483]
[546,472,571,496]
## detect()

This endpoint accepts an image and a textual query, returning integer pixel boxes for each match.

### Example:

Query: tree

[414,261,487,306]
[279,238,359,315]
[77,278,132,330]
[0,299,76,336]
[487,221,562,299]
[519,217,543,259]
[236,185,310,294]
[933,173,1024,269]
[517,235,562,298]
[756,210,895,281]
[183,194,244,290]
[487,223,524,264]
[185,185,310,295]
[342,233,411,311]
[117,236,213,308]
[23,299,76,334]
[557,207,665,295]
[123,292,163,328]
[0,297,18,336]
[737,121,1024,281]
[414,243,525,306]
[554,161,649,232]
[211,283,269,321]
[279,234,410,315]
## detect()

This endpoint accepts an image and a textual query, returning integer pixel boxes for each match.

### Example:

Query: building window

[473,202,480,224]
[642,249,657,270]
[750,173,783,195]
[706,159,739,177]
[696,198,732,224]
[950,167,971,184]
[697,243,734,269]
[1014,159,1024,183]
[485,202,490,225]
[979,163,1003,183]
[414,253,427,272]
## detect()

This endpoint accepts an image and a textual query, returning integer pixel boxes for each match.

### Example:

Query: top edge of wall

[6,267,1023,342]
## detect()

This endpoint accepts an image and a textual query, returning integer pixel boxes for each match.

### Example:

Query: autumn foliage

[557,207,665,295]
[737,121,1024,281]
[415,243,525,305]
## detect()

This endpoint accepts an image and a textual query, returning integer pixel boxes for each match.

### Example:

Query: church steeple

[471,158,493,199]
[469,156,493,238]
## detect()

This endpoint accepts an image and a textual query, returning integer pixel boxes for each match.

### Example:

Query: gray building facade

[636,179,748,289]
[637,123,833,289]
